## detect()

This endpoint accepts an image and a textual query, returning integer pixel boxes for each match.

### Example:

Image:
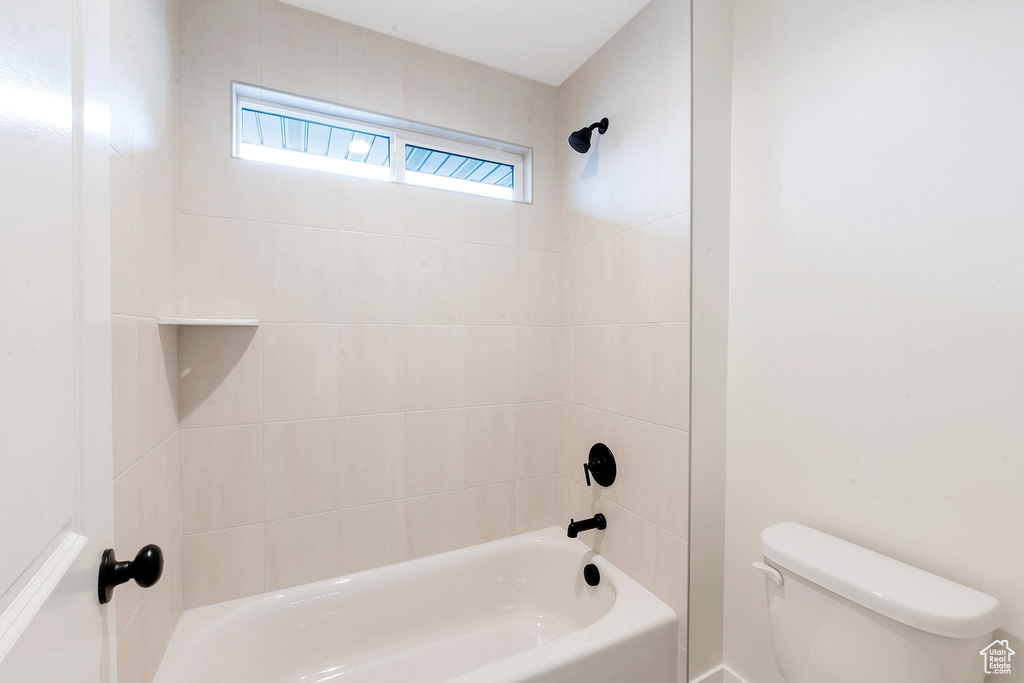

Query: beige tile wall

[110,0,689,678]
[175,0,564,609]
[556,0,692,678]
[110,0,183,680]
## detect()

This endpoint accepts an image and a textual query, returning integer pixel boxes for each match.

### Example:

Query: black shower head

[568,117,609,154]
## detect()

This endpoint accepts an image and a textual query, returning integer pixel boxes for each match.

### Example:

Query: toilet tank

[757,523,1001,683]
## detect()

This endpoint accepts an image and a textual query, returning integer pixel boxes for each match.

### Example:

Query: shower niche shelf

[157,317,260,327]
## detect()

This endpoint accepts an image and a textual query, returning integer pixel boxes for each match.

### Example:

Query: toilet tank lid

[760,522,1001,639]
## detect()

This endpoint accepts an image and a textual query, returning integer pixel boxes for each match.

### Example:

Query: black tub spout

[567,513,607,538]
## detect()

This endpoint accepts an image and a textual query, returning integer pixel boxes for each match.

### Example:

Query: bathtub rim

[157,526,678,682]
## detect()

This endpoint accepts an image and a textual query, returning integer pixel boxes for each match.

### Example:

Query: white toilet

[755,522,1001,683]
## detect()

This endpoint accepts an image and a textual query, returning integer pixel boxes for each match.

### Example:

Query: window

[233,83,528,202]
[403,145,515,201]
[238,101,392,181]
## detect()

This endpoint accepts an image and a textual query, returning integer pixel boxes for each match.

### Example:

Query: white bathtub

[155,527,678,682]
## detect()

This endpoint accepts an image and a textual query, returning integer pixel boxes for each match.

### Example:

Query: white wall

[723,1,1024,680]
[687,0,732,678]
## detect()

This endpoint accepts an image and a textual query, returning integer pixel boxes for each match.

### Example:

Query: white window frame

[232,84,528,202]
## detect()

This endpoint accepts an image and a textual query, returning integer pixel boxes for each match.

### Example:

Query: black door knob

[98,544,164,604]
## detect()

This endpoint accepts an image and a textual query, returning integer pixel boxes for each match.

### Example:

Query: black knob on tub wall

[584,563,601,587]
[98,544,164,604]
[583,443,616,487]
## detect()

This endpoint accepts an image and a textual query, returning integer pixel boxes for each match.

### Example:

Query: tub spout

[567,513,607,538]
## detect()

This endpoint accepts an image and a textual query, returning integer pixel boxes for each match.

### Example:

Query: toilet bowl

[756,522,1001,683]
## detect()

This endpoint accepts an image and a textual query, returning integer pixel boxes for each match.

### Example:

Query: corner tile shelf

[157,317,260,327]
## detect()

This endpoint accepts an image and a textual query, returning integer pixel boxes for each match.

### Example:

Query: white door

[0,0,116,680]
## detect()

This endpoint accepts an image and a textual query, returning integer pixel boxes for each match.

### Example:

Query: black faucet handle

[583,443,616,487]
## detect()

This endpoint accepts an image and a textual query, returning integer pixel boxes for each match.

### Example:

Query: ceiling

[281,0,651,86]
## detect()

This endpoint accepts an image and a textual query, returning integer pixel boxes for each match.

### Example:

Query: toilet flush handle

[752,561,784,586]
